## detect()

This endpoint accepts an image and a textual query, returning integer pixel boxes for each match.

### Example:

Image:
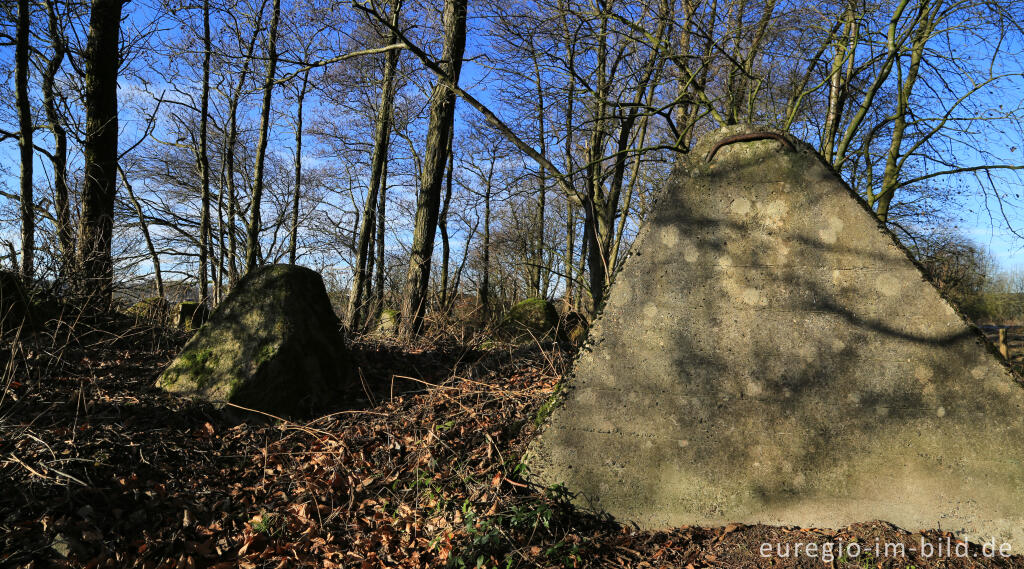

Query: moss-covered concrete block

[1,270,31,335]
[127,296,170,323]
[158,264,359,418]
[175,301,209,330]
[498,298,558,342]
[376,309,400,336]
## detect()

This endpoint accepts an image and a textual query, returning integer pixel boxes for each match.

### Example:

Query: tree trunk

[439,127,455,309]
[372,158,389,315]
[529,47,546,298]
[561,14,577,307]
[78,0,124,309]
[224,29,258,287]
[875,4,931,223]
[289,70,310,265]
[198,0,212,304]
[216,157,226,303]
[450,217,476,309]
[564,201,576,308]
[245,0,281,274]
[42,0,72,277]
[16,0,33,278]
[581,0,611,310]
[823,4,856,163]
[398,0,467,338]
[346,0,402,330]
[479,184,491,317]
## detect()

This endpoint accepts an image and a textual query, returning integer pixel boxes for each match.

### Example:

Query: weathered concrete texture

[528,125,1024,549]
[158,264,358,418]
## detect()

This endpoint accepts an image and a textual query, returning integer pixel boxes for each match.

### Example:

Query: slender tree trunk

[289,70,309,265]
[439,127,455,309]
[120,167,164,299]
[346,0,402,330]
[723,0,747,124]
[675,0,695,147]
[225,30,258,286]
[480,181,491,317]
[529,47,546,298]
[216,157,226,303]
[398,0,468,338]
[876,6,931,222]
[364,224,377,311]
[16,0,33,278]
[561,12,577,307]
[245,0,281,273]
[198,0,212,304]
[564,201,576,307]
[450,217,476,306]
[372,159,388,314]
[576,225,589,313]
[42,0,72,276]
[225,98,241,284]
[78,0,124,309]
[581,0,611,310]
[226,150,238,283]
[823,4,854,162]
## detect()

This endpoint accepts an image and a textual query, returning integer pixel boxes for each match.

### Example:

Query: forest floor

[2,318,1024,569]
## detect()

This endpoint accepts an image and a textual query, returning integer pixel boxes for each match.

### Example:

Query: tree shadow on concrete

[541,150,1024,537]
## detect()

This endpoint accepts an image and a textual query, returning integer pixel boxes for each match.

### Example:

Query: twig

[8,454,46,479]
[357,367,377,407]
[46,465,89,487]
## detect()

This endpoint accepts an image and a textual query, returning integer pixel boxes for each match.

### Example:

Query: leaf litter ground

[2,320,1022,568]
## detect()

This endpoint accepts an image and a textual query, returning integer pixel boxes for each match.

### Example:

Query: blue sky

[3,0,1024,279]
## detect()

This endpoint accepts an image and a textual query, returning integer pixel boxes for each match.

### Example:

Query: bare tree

[245,0,281,273]
[78,0,126,308]
[15,0,32,277]
[345,0,403,331]
[396,0,467,337]
[40,0,73,275]
[288,69,310,265]
[198,0,212,304]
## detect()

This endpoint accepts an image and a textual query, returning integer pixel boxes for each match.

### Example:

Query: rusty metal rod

[705,131,796,163]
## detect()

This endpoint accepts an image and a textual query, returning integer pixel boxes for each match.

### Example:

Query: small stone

[49,533,85,558]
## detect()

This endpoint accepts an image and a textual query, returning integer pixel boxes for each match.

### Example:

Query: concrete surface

[158,264,357,418]
[528,125,1024,550]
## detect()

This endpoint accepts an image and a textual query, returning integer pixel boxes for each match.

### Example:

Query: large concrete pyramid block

[528,126,1024,547]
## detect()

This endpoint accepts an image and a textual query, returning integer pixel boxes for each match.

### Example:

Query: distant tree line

[1,0,1023,335]
[911,230,1024,323]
